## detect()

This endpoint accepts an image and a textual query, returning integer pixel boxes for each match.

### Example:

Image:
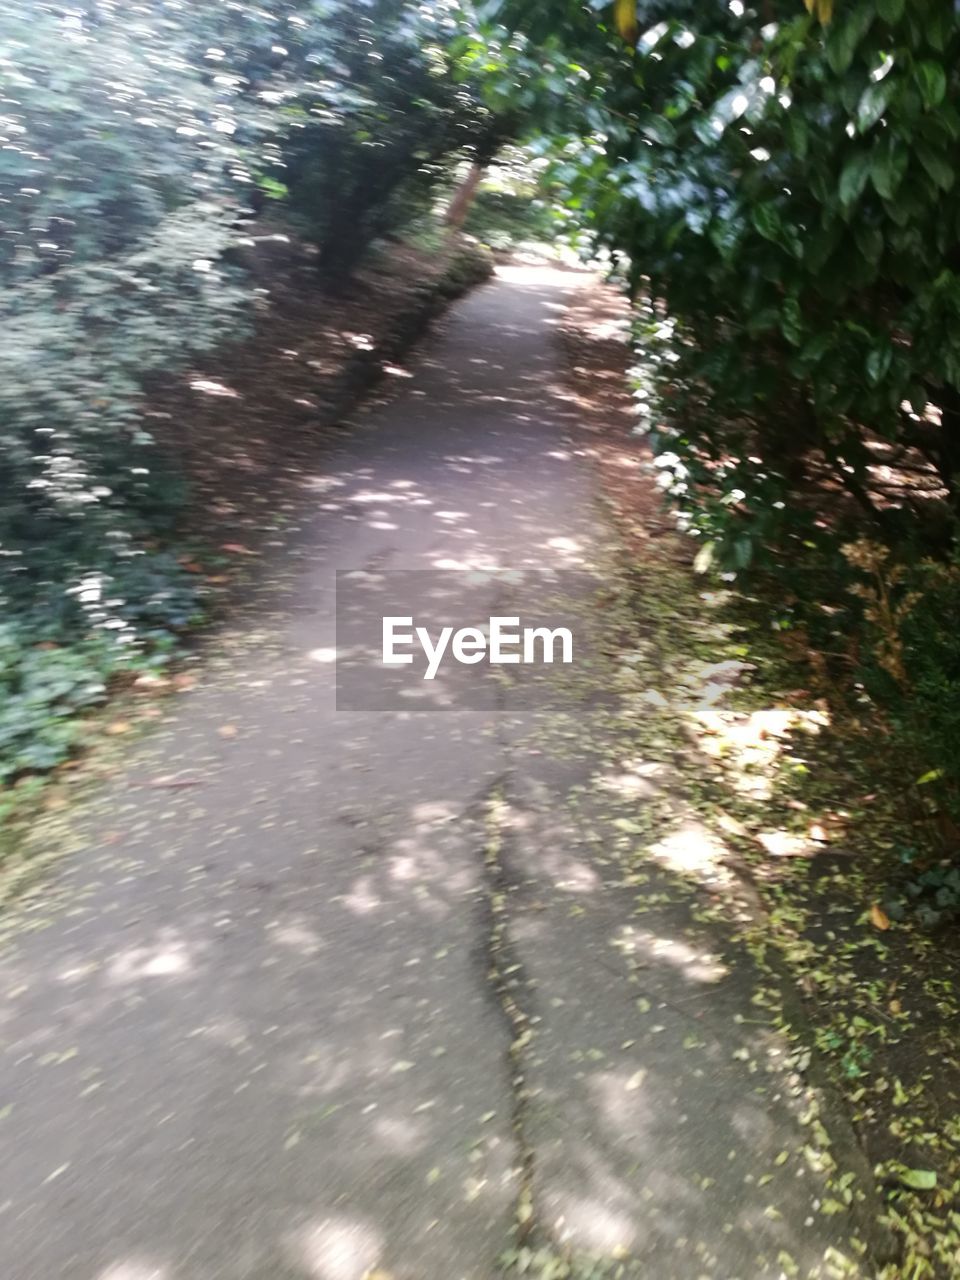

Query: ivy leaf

[732,535,754,570]
[916,769,944,786]
[805,220,842,272]
[925,9,949,52]
[804,0,833,20]
[934,103,960,141]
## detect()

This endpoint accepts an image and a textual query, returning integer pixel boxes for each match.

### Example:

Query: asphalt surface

[0,268,862,1280]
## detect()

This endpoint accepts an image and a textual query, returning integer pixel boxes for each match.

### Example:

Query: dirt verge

[558,278,960,1279]
[147,232,493,553]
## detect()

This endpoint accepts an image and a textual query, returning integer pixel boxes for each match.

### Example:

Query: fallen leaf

[133,674,171,692]
[221,542,256,555]
[106,721,131,736]
[869,903,891,931]
[900,1168,936,1191]
[820,1198,846,1215]
[218,725,239,739]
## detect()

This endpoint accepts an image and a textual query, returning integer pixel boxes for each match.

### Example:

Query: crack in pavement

[478,781,539,1256]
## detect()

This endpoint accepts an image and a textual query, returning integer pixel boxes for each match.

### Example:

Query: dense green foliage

[0,0,514,784]
[460,147,572,249]
[498,0,960,834]
[505,0,960,548]
[272,4,497,281]
[1,4,246,619]
[8,0,960,843]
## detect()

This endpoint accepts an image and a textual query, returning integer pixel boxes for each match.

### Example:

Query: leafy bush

[843,540,960,825]
[254,2,504,283]
[0,5,249,608]
[897,566,960,802]
[436,242,496,297]
[463,187,564,250]
[497,0,960,867]
[0,2,518,791]
[513,0,960,561]
[0,4,257,790]
[0,625,118,782]
[892,857,960,928]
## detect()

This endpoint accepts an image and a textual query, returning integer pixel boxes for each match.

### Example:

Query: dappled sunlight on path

[0,269,866,1280]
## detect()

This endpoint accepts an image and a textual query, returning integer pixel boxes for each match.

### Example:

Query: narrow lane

[0,268,862,1280]
[0,267,597,1280]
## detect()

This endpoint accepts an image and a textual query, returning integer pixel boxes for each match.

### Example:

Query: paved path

[0,269,863,1280]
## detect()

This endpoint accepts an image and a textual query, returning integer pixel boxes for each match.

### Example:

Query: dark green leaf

[914,61,946,110]
[855,223,883,263]
[870,140,909,199]
[866,344,892,385]
[876,0,904,21]
[839,151,872,207]
[918,146,954,192]
[856,81,893,133]
[752,202,785,244]
[640,114,676,145]
[781,297,803,347]
[732,535,754,570]
[826,5,873,75]
[786,113,809,161]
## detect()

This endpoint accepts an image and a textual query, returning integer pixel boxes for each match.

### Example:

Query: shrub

[0,5,249,623]
[844,541,960,826]
[502,0,960,564]
[0,2,515,789]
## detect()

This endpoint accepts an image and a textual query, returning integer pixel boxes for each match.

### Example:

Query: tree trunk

[443,163,484,230]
